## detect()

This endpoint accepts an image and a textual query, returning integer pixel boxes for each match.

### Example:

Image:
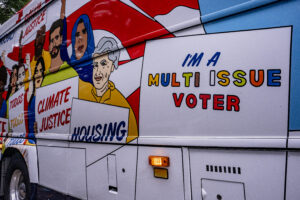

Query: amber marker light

[149,156,170,167]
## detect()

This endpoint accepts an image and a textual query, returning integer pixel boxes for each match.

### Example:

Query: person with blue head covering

[70,14,95,84]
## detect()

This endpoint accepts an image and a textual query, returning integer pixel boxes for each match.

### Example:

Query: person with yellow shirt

[79,37,138,143]
[41,0,77,86]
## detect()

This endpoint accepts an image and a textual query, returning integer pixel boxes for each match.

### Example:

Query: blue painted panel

[199,0,249,16]
[200,0,300,130]
[199,0,278,23]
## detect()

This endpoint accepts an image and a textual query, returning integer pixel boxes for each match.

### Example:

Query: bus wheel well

[2,147,24,159]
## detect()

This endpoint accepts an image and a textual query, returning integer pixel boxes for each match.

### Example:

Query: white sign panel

[21,9,47,43]
[35,77,78,134]
[140,27,291,138]
[9,89,26,133]
[70,99,129,143]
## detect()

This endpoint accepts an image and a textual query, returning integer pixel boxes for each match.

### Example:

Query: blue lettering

[85,126,93,142]
[108,122,117,141]
[267,69,281,86]
[188,53,204,67]
[105,123,115,141]
[93,124,102,142]
[182,54,191,67]
[161,73,170,87]
[116,121,126,141]
[207,52,221,67]
[72,121,127,143]
[80,126,87,142]
[71,127,80,141]
[100,124,107,141]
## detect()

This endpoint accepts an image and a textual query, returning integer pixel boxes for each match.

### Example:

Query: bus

[0,0,299,199]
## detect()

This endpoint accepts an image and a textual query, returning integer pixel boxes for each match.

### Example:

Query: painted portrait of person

[6,64,18,99]
[28,57,45,136]
[17,64,25,89]
[79,37,138,143]
[41,0,77,87]
[0,66,8,118]
[70,14,95,84]
[17,30,27,89]
[29,25,51,80]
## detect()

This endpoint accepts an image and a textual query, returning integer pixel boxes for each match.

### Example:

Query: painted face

[49,27,62,59]
[34,63,44,88]
[74,22,88,60]
[17,66,25,87]
[11,68,18,87]
[92,54,114,92]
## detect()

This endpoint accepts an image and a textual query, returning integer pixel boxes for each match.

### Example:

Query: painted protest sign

[70,99,129,144]
[0,117,8,147]
[35,77,78,134]
[9,89,26,133]
[0,118,8,137]
[21,9,47,43]
[140,27,291,138]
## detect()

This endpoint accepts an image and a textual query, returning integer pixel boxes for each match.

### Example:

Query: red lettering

[173,93,184,107]
[9,99,13,109]
[0,121,6,134]
[54,91,60,107]
[40,117,45,132]
[199,94,211,109]
[40,10,45,22]
[65,108,71,124]
[9,94,24,109]
[45,94,55,111]
[60,110,66,126]
[59,89,65,105]
[16,10,23,24]
[52,113,59,128]
[174,93,239,111]
[22,10,46,39]
[24,2,42,21]
[38,87,73,115]
[48,114,53,129]
[64,86,71,103]
[213,95,224,110]
[39,108,71,132]
[227,95,240,111]
[38,99,44,114]
[186,94,197,108]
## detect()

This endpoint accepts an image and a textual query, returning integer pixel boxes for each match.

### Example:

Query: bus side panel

[136,146,184,200]
[37,145,87,199]
[190,149,286,200]
[199,0,300,131]
[286,151,300,200]
[86,145,137,200]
